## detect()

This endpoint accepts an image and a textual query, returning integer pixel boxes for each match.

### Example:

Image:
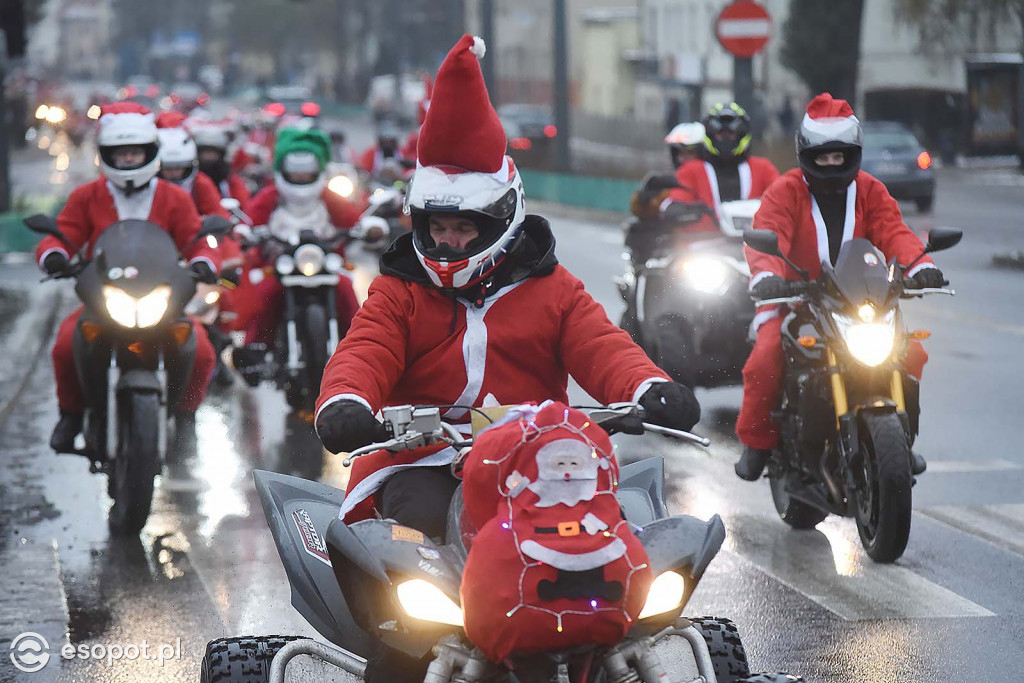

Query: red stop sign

[716,1,772,58]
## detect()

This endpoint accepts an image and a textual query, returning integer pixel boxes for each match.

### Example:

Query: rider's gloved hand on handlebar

[639,381,701,432]
[189,260,218,284]
[42,251,69,275]
[750,274,791,301]
[908,266,947,289]
[316,399,390,454]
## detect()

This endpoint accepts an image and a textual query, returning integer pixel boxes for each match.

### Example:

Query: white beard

[527,478,598,508]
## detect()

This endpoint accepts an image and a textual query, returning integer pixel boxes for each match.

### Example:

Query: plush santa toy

[460,402,653,663]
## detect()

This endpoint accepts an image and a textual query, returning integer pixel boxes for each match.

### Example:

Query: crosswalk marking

[925,459,1023,473]
[920,504,1024,559]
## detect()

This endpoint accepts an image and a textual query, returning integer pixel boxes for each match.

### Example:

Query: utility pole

[480,0,496,104]
[553,0,571,172]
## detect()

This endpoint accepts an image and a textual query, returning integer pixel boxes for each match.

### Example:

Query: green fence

[519,169,635,214]
[0,196,66,254]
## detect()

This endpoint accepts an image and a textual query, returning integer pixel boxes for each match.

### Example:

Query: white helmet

[156,127,198,190]
[275,151,326,207]
[191,125,231,150]
[406,155,526,291]
[97,105,160,193]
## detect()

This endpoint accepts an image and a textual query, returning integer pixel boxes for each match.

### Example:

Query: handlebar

[340,403,710,466]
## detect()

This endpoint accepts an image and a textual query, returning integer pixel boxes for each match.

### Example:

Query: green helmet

[702,102,752,160]
[273,127,331,172]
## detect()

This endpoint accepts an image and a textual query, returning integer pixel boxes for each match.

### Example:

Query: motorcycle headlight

[136,285,172,328]
[294,244,325,277]
[328,174,356,198]
[324,253,344,273]
[832,311,896,367]
[275,254,295,275]
[679,258,730,295]
[395,579,464,627]
[103,286,138,328]
[638,571,686,619]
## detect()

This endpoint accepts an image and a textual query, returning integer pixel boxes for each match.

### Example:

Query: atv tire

[200,635,304,683]
[689,616,751,683]
[738,675,805,683]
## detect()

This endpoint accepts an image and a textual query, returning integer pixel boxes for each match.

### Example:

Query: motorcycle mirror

[219,197,241,213]
[924,227,963,254]
[743,229,780,256]
[198,215,232,239]
[23,214,74,247]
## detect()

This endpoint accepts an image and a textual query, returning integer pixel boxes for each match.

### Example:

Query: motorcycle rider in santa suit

[313,34,701,681]
[37,102,220,453]
[154,111,231,221]
[734,92,944,481]
[663,102,780,231]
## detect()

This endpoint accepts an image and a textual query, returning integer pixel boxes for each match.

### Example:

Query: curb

[0,288,64,435]
[993,252,1024,271]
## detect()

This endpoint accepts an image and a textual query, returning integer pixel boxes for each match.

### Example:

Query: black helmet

[796,93,863,194]
[702,102,752,161]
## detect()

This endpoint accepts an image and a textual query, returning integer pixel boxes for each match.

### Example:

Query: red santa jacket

[36,178,219,271]
[244,184,365,230]
[191,171,230,219]
[316,218,670,522]
[667,156,779,230]
[400,128,420,161]
[356,146,410,175]
[747,169,933,285]
[218,174,251,206]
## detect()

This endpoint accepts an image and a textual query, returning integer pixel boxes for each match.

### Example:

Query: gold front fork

[890,369,906,412]
[827,347,849,427]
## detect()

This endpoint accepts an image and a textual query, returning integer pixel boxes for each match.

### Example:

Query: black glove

[316,399,390,453]
[909,267,948,289]
[42,251,69,275]
[189,260,218,284]
[639,381,701,432]
[662,201,711,226]
[751,275,791,301]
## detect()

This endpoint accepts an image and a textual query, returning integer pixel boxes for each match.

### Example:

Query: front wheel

[302,303,330,409]
[200,635,304,683]
[107,392,161,535]
[854,412,913,562]
[689,617,751,683]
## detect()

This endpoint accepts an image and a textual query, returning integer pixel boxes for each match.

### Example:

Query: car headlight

[328,174,356,198]
[294,244,325,276]
[275,254,295,275]
[103,285,171,328]
[832,310,896,367]
[638,571,686,619]
[395,579,464,627]
[679,258,730,294]
[324,253,344,273]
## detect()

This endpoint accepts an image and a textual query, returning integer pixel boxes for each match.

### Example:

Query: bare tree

[893,0,1024,54]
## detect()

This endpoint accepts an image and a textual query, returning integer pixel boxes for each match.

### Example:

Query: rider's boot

[50,411,84,453]
[735,447,771,481]
[911,451,927,475]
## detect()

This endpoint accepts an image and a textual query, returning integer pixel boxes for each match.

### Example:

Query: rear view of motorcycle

[617,199,759,388]
[743,227,962,562]
[199,403,802,683]
[25,214,229,534]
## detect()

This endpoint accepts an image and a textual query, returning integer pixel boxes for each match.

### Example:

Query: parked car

[497,103,557,143]
[861,121,936,213]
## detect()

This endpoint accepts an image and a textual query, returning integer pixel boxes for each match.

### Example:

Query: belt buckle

[557,521,580,537]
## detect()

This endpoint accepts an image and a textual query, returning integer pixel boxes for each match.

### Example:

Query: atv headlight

[832,311,896,367]
[294,244,325,277]
[638,570,686,619]
[104,286,138,327]
[136,285,172,328]
[679,258,729,295]
[396,579,464,627]
[275,254,295,275]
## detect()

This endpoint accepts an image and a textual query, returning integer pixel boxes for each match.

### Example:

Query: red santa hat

[417,34,506,173]
[800,92,861,145]
[805,92,856,120]
[155,110,188,129]
[97,101,157,146]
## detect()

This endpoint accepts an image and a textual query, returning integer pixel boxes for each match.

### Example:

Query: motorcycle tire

[689,616,751,683]
[200,635,304,683]
[770,472,828,530]
[302,304,330,409]
[107,392,161,535]
[653,316,696,388]
[854,412,913,563]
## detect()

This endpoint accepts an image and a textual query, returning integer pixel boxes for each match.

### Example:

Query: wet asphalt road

[2,139,1024,682]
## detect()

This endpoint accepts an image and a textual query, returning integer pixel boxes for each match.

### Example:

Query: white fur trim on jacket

[314,393,373,429]
[38,247,69,269]
[906,262,937,278]
[631,377,670,404]
[520,537,627,571]
[810,180,856,266]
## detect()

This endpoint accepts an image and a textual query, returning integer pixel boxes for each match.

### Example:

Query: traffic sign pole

[734,57,754,120]
[715,1,771,138]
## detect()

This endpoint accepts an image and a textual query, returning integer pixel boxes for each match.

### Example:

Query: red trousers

[736,316,928,450]
[53,307,216,414]
[232,273,360,345]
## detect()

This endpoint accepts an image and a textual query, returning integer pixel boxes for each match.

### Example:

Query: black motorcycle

[617,199,759,388]
[743,227,962,562]
[25,214,230,534]
[233,229,357,413]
